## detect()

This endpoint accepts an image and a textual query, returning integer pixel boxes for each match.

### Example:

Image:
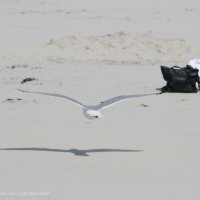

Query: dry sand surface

[0,0,200,199]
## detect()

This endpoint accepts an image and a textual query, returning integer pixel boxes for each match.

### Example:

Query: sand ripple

[47,32,190,65]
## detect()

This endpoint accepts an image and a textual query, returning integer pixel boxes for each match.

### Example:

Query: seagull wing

[17,89,87,109]
[96,92,160,110]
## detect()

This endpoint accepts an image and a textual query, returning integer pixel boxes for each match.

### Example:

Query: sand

[0,0,200,199]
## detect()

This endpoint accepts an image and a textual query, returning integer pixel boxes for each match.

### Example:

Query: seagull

[17,89,160,119]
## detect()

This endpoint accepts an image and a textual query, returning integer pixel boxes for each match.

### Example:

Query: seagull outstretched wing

[17,89,87,109]
[18,89,161,111]
[95,93,160,110]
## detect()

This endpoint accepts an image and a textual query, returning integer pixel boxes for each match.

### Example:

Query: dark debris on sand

[2,98,22,103]
[7,64,41,70]
[9,64,28,69]
[21,77,38,84]
[140,104,149,107]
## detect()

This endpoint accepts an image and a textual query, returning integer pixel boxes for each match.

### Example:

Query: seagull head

[83,109,104,119]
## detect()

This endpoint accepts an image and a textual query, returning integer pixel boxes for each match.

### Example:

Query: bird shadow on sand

[0,147,142,156]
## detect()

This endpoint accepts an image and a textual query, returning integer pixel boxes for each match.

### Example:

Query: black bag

[161,65,200,93]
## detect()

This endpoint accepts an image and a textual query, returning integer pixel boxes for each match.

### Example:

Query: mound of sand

[47,32,190,65]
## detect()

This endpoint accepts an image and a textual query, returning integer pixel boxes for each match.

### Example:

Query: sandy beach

[0,0,200,199]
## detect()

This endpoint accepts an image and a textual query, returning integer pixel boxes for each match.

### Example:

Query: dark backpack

[161,65,200,93]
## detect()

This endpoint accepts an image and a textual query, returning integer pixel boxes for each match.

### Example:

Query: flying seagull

[17,89,160,119]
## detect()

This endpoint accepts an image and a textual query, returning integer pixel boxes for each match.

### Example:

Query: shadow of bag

[161,65,200,93]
